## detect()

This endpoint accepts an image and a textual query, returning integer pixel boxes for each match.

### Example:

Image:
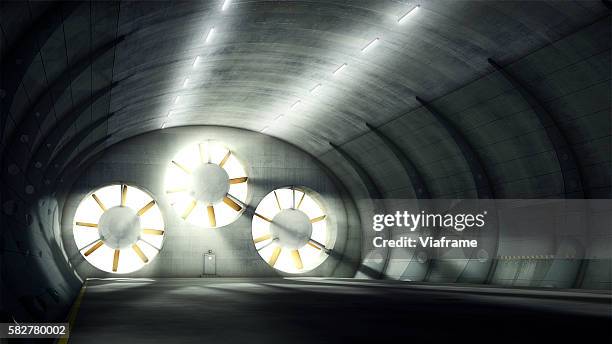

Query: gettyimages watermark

[363,199,612,259]
[371,209,488,248]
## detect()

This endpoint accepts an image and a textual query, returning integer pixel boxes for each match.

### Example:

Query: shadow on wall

[1,193,82,322]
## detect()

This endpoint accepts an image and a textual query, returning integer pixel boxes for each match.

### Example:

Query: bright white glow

[333,63,347,76]
[164,141,248,228]
[174,96,180,104]
[205,27,215,43]
[275,114,284,121]
[73,184,165,274]
[398,4,420,24]
[193,56,201,66]
[361,37,379,52]
[161,122,167,129]
[221,0,231,11]
[290,100,301,110]
[310,83,322,94]
[182,78,190,88]
[261,126,269,133]
[252,187,333,274]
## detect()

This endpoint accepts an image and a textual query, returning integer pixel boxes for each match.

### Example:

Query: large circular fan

[164,141,248,228]
[73,184,165,274]
[252,187,331,273]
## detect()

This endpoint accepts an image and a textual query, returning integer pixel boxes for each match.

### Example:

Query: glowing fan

[73,184,165,274]
[252,187,331,273]
[164,141,248,228]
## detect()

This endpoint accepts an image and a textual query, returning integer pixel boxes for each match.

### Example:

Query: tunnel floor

[68,278,611,343]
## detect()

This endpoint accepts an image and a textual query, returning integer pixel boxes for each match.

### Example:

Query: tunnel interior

[0,0,611,342]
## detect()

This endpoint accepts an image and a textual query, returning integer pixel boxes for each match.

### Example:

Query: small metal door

[204,253,216,275]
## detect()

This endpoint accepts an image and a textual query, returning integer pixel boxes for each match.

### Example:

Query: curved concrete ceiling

[1,0,610,199]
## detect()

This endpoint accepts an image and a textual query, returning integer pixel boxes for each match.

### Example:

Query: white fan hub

[270,209,312,249]
[190,163,230,203]
[99,206,142,249]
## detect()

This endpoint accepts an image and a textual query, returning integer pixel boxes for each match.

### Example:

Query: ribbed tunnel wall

[0,1,610,322]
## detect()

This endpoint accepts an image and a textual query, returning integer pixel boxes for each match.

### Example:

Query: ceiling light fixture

[221,0,231,11]
[333,63,347,76]
[205,27,215,43]
[398,4,420,24]
[310,83,322,94]
[361,37,380,52]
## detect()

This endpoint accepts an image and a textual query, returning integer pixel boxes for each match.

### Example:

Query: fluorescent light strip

[161,122,167,129]
[174,96,180,104]
[261,126,269,133]
[205,27,215,43]
[193,56,201,66]
[182,78,190,88]
[290,100,301,110]
[398,4,420,24]
[221,0,231,11]
[310,83,322,94]
[333,63,347,76]
[361,37,379,52]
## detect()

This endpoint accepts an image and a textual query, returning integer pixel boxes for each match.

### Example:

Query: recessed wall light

[205,27,215,43]
[398,4,420,24]
[333,63,347,76]
[361,37,379,52]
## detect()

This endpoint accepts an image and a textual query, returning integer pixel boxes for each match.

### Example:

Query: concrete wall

[60,126,361,278]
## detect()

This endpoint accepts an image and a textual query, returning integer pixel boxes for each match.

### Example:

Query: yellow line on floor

[58,279,88,344]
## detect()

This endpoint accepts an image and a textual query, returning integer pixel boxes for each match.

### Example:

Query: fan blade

[166,187,187,194]
[121,184,127,206]
[112,249,120,272]
[91,194,107,212]
[132,244,149,263]
[83,241,104,256]
[273,190,282,210]
[76,222,98,228]
[223,196,242,211]
[254,213,272,222]
[310,215,327,223]
[308,241,322,250]
[172,160,192,174]
[219,151,231,167]
[268,246,282,267]
[182,199,197,219]
[291,250,303,269]
[296,192,306,209]
[143,228,165,235]
[207,205,216,227]
[254,233,272,243]
[137,200,156,216]
[199,143,207,163]
[229,177,248,184]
